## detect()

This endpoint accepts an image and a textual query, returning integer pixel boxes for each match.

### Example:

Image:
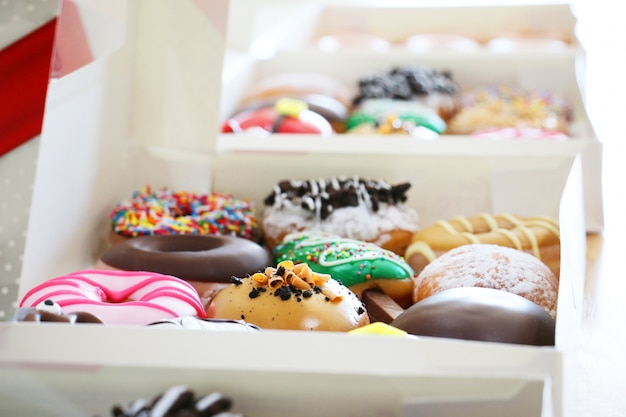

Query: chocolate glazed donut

[97,235,271,308]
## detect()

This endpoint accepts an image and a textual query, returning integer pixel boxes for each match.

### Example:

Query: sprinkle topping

[274,232,415,287]
[110,186,258,240]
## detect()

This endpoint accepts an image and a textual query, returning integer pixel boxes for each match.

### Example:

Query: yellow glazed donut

[404,213,560,278]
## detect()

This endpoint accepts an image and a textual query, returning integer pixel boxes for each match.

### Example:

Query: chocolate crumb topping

[264,176,412,220]
[230,277,243,285]
[353,66,460,106]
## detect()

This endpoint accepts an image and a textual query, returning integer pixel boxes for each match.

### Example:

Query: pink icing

[19,269,207,325]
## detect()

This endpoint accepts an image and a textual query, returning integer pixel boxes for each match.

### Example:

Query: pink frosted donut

[19,269,207,325]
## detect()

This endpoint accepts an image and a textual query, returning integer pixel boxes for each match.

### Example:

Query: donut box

[0,1,586,417]
[219,0,604,233]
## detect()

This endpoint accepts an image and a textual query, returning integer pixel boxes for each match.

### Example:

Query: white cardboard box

[0,1,588,417]
[219,0,604,233]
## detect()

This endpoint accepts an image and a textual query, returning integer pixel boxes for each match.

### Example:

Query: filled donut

[96,234,270,308]
[19,269,207,325]
[404,213,560,277]
[413,243,559,318]
[109,186,260,244]
[207,260,369,331]
[261,176,419,256]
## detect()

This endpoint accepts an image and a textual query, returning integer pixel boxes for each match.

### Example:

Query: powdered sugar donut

[19,269,207,325]
[261,176,419,256]
[413,243,559,318]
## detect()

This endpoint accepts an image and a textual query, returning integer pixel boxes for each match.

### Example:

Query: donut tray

[218,0,603,233]
[1,1,588,416]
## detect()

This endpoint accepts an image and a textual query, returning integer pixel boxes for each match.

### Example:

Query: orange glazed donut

[413,243,559,319]
[404,213,560,278]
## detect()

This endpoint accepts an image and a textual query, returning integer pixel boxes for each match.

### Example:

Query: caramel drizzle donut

[207,260,369,331]
[19,269,207,325]
[405,213,560,277]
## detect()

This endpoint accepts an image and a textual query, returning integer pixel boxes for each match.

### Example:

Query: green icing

[273,232,415,287]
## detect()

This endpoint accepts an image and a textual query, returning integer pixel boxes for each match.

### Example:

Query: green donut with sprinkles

[274,231,416,308]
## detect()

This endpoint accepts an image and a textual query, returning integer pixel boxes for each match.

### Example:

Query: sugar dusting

[416,244,558,317]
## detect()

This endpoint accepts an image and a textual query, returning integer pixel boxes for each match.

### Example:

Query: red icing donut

[19,269,207,325]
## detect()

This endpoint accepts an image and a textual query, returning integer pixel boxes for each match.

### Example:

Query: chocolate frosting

[100,235,270,283]
[263,176,411,220]
[390,287,556,346]
[17,309,103,324]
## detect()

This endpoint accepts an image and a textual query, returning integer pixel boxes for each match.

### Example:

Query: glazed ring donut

[96,234,270,307]
[404,213,560,278]
[109,186,260,244]
[18,269,207,325]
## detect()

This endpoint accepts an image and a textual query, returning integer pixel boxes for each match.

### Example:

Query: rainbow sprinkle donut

[110,186,259,241]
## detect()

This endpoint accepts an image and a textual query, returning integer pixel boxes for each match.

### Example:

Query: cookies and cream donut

[404,213,560,277]
[207,260,369,331]
[413,243,559,318]
[19,269,207,325]
[274,232,416,308]
[353,66,462,122]
[109,385,240,417]
[16,299,103,324]
[96,234,270,308]
[109,186,260,244]
[262,176,419,256]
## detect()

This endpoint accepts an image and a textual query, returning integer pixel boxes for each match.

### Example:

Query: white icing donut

[19,269,207,325]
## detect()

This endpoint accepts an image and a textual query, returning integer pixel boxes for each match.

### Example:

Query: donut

[239,72,353,110]
[237,72,353,131]
[345,98,446,137]
[390,287,556,346]
[109,186,260,244]
[405,34,481,53]
[486,35,569,52]
[316,32,392,53]
[96,234,270,308]
[222,98,334,136]
[404,213,560,277]
[274,232,416,309]
[413,243,559,318]
[18,269,207,325]
[109,385,239,417]
[16,299,103,324]
[261,176,419,256]
[207,260,370,331]
[147,317,261,332]
[352,66,462,122]
[446,85,573,135]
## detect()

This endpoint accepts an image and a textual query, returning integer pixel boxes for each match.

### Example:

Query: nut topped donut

[96,234,271,308]
[413,243,559,319]
[404,213,560,277]
[109,186,260,244]
[207,260,370,331]
[262,176,419,256]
